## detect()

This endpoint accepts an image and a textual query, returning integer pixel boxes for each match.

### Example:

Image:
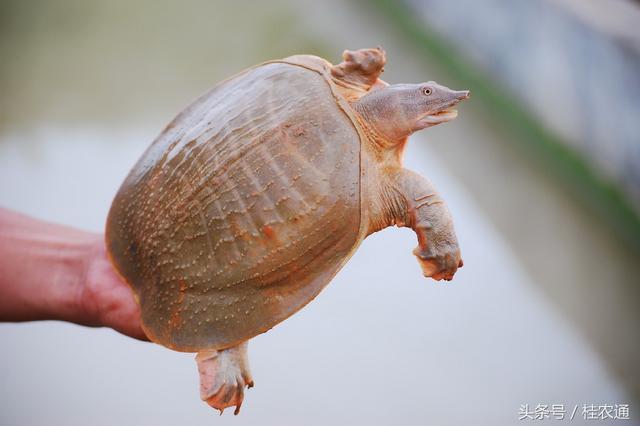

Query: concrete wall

[404,0,640,211]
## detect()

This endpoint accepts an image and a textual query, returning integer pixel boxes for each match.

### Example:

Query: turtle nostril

[452,90,470,100]
[451,90,470,101]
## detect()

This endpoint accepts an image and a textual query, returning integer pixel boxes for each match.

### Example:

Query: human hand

[0,208,147,341]
[80,237,148,341]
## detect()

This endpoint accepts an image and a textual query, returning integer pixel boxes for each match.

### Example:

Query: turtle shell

[106,58,365,351]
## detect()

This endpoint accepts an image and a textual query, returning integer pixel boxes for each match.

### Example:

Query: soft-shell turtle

[106,47,469,414]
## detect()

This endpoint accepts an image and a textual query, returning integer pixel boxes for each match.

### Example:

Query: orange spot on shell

[262,225,276,240]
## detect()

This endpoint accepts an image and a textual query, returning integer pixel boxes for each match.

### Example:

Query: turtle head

[352,81,470,143]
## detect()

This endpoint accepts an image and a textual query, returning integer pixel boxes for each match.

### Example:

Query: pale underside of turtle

[106,47,469,414]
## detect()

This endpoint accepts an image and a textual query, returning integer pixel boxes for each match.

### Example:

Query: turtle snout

[454,90,470,100]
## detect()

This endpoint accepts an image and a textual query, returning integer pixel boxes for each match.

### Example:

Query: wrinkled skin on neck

[352,81,470,145]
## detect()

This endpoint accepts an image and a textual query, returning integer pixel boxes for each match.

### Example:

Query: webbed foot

[330,47,387,94]
[413,244,463,281]
[195,341,253,415]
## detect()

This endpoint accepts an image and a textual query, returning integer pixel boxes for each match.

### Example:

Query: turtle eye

[422,87,432,96]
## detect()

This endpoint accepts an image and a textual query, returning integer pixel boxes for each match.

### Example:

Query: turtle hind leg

[195,340,254,415]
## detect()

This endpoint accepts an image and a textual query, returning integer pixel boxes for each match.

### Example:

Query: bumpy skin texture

[106,63,361,352]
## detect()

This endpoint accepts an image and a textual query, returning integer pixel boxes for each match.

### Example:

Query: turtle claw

[413,244,462,282]
[196,342,253,415]
[205,377,247,415]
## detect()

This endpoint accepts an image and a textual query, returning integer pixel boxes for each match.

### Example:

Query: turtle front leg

[379,168,462,281]
[195,340,254,415]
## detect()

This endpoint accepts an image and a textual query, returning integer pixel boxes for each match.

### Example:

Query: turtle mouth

[432,108,459,120]
[419,108,459,125]
[414,89,469,128]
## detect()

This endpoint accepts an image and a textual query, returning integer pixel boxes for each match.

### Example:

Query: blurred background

[1,0,638,424]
